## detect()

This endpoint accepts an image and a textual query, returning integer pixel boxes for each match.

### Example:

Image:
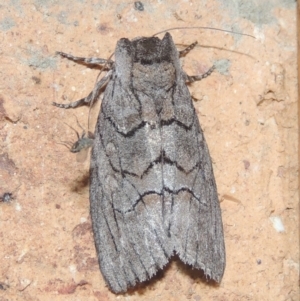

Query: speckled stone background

[0,1,298,300]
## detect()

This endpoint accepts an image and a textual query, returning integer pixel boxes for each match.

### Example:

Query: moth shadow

[70,172,90,193]
[174,256,219,287]
[125,263,169,296]
[124,255,218,296]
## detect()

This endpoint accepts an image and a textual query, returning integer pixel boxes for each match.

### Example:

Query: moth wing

[90,79,174,293]
[159,79,225,282]
[170,115,225,282]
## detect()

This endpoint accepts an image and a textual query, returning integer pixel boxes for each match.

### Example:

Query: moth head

[132,33,175,64]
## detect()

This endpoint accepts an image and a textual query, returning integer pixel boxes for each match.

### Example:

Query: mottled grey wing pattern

[90,33,225,293]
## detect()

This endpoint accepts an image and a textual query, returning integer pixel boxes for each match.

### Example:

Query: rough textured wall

[0,0,298,300]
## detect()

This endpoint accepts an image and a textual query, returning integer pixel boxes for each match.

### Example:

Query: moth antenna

[153,26,255,39]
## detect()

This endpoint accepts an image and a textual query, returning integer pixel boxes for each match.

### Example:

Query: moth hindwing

[54,32,225,293]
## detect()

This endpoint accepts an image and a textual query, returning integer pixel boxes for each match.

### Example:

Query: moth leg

[185,65,215,83]
[179,42,198,57]
[53,70,113,109]
[56,51,114,69]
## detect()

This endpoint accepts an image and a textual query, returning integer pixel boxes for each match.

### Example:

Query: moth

[54,32,225,293]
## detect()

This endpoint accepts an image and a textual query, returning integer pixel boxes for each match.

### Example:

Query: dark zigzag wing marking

[99,121,202,179]
[104,115,195,137]
[122,187,208,213]
[98,84,200,180]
